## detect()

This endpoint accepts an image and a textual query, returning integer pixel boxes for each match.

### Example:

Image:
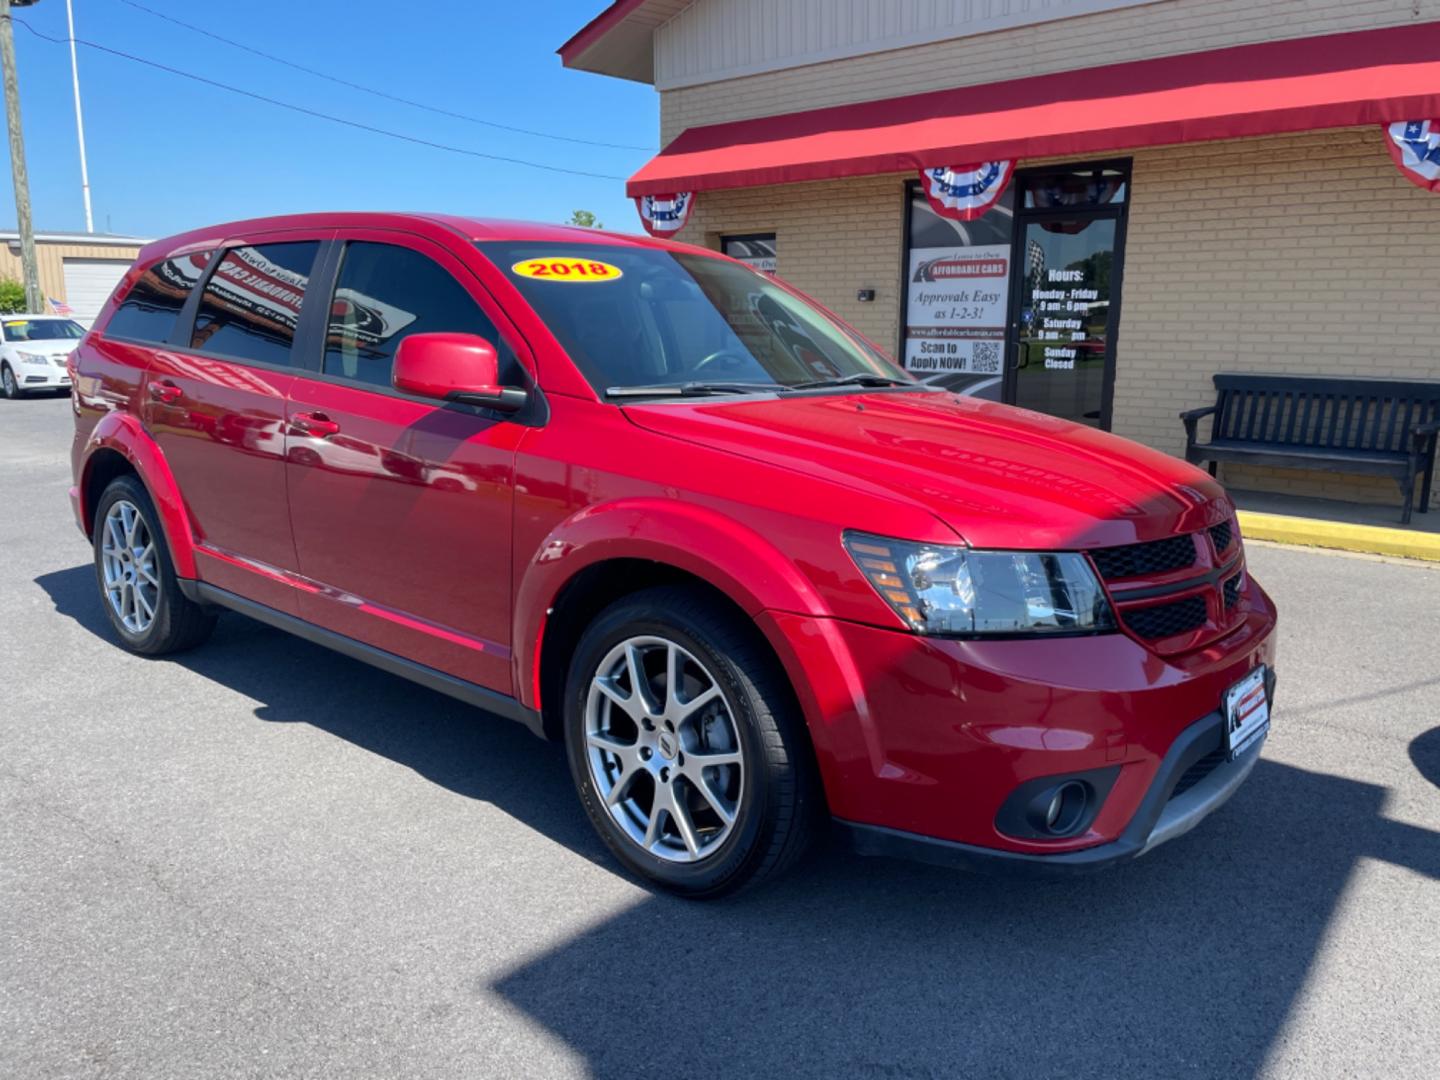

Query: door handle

[147,380,182,404]
[291,411,341,437]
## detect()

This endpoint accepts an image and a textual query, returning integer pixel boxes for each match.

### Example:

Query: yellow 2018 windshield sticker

[511,257,623,283]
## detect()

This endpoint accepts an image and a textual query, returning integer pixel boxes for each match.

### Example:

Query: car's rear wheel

[1,363,22,399]
[93,475,216,655]
[564,586,819,897]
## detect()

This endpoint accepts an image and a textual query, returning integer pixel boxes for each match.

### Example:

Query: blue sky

[1,0,656,239]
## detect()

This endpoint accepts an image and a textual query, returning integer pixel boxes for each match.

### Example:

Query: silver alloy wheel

[585,635,745,863]
[101,499,160,634]
[2,366,15,396]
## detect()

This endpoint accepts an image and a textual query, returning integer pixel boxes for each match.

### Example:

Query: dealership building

[561,0,1440,512]
[0,230,147,324]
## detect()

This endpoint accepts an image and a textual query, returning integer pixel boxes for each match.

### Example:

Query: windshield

[480,242,910,396]
[3,318,85,342]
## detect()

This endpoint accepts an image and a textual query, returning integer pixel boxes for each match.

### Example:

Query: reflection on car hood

[8,341,77,356]
[622,390,1231,549]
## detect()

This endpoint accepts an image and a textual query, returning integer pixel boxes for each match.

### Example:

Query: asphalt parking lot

[2,393,1438,1080]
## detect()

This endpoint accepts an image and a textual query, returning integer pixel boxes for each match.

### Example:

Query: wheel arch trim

[79,411,197,579]
[514,498,830,713]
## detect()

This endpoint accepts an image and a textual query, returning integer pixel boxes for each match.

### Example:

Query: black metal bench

[1180,374,1440,524]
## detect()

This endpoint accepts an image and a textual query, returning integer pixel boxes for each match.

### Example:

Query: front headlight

[844,531,1116,637]
[14,350,48,366]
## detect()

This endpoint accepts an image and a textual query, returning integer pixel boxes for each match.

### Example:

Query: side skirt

[184,580,547,740]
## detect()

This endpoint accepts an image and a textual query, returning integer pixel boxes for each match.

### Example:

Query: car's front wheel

[564,586,819,897]
[1,363,21,399]
[93,475,216,655]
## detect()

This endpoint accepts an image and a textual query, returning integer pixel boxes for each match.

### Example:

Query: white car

[0,314,86,399]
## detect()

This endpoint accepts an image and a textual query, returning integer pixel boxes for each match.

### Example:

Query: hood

[10,340,78,357]
[622,390,1230,549]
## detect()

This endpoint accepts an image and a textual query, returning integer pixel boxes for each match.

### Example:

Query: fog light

[994,766,1119,842]
[1044,790,1065,829]
[1029,780,1090,836]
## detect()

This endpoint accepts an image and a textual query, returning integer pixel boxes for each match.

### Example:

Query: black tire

[564,585,820,898]
[1,363,22,400]
[93,474,217,655]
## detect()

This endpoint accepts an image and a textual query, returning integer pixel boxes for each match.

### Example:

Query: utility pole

[65,0,90,233]
[0,0,43,313]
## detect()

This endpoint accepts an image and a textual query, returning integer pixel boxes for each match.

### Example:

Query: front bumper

[757,572,1277,862]
[69,484,86,538]
[14,366,71,390]
[836,705,1266,875]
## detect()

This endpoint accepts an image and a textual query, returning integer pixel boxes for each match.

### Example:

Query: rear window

[190,242,321,367]
[104,251,213,344]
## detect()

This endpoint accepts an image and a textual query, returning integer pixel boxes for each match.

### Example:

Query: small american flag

[48,297,74,315]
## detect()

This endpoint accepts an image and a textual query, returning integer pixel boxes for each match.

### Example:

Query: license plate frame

[1224,665,1269,760]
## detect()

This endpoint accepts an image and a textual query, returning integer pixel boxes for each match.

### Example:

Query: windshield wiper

[605,381,785,399]
[787,372,915,391]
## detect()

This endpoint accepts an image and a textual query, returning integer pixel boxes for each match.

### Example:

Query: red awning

[628,22,1440,196]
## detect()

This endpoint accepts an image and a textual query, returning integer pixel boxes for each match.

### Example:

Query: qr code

[971,341,1002,373]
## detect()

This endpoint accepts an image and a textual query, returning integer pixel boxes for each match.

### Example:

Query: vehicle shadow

[1411,725,1440,791]
[489,756,1439,1079]
[34,563,1440,1079]
[34,562,607,867]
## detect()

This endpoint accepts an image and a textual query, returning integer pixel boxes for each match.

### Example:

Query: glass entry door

[1004,164,1129,429]
[1011,217,1117,426]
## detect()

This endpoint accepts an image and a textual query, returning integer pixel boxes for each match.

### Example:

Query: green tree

[0,278,26,314]
[566,210,603,229]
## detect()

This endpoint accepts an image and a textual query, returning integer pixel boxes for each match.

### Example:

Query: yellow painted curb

[1236,510,1440,563]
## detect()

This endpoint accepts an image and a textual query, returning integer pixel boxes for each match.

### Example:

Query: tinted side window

[324,242,502,388]
[191,242,320,367]
[105,251,213,344]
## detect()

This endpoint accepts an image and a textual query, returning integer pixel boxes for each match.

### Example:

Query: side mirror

[392,332,527,413]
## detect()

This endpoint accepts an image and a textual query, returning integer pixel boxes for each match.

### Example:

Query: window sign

[902,183,1014,399]
[1011,219,1116,427]
[722,233,778,276]
[1008,162,1131,429]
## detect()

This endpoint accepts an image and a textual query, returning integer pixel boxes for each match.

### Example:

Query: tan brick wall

[1118,126,1440,505]
[673,127,1440,508]
[685,173,908,350]
[660,0,1440,141]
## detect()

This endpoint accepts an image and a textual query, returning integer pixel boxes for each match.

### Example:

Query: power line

[117,0,655,153]
[13,19,629,182]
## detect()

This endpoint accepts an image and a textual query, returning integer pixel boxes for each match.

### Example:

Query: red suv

[69,213,1276,896]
